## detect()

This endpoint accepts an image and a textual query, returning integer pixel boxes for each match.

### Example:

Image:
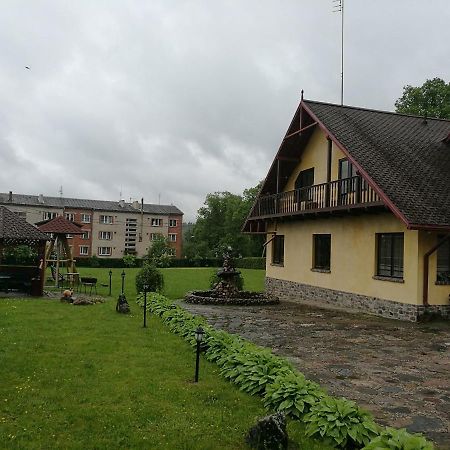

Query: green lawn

[1,268,328,449]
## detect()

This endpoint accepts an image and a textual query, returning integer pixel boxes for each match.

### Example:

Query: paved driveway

[182,299,450,449]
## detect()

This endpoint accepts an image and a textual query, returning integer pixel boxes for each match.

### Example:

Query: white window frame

[99,231,112,240]
[98,247,112,256]
[43,211,58,221]
[79,246,89,256]
[82,231,90,240]
[66,234,73,239]
[150,233,162,241]
[168,233,177,242]
[80,213,91,223]
[65,213,75,222]
[99,215,113,224]
[169,219,177,227]
[151,218,162,227]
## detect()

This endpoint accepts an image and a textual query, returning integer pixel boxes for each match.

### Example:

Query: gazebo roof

[0,206,49,244]
[36,216,84,235]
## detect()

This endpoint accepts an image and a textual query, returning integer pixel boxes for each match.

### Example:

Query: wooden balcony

[249,176,384,220]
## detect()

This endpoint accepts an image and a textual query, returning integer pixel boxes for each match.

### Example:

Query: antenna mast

[333,0,344,105]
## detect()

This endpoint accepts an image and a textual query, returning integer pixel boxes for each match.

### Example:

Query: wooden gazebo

[0,206,49,296]
[36,216,84,287]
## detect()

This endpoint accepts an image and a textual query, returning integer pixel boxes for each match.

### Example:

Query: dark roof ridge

[0,192,177,209]
[303,99,450,123]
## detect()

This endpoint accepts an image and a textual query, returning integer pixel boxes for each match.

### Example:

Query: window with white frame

[82,231,90,240]
[99,231,112,240]
[80,213,91,223]
[98,247,112,256]
[66,234,73,239]
[167,248,176,256]
[169,219,177,227]
[168,233,177,242]
[150,233,162,241]
[99,215,113,224]
[151,218,162,227]
[65,213,75,222]
[79,246,89,256]
[43,211,58,221]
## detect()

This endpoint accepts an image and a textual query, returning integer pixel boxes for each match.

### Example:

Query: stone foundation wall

[266,277,450,322]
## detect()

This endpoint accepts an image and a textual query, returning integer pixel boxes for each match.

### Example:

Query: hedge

[136,293,435,450]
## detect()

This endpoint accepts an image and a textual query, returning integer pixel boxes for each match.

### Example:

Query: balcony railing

[250,176,383,219]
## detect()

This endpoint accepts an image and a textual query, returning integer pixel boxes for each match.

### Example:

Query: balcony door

[295,168,314,203]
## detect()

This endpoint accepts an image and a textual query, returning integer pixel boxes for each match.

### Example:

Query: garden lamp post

[121,270,125,294]
[194,326,204,383]
[143,284,149,328]
[109,270,112,296]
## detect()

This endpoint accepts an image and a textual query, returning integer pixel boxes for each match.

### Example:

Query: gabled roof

[0,193,183,216]
[0,206,49,244]
[36,216,84,235]
[255,99,450,230]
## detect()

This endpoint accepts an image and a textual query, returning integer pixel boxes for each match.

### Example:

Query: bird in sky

[25,66,31,70]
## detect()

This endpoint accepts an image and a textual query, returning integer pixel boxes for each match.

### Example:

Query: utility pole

[333,0,344,105]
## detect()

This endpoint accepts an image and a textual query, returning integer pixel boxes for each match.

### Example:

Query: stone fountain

[185,252,279,306]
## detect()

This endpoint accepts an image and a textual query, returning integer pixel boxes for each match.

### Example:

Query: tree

[395,78,450,119]
[146,235,172,267]
[184,183,264,259]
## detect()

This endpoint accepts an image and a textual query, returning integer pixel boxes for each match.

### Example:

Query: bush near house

[137,293,435,450]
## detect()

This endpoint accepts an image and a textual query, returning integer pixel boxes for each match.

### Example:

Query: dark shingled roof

[36,216,84,235]
[302,100,450,228]
[0,193,183,216]
[0,206,49,243]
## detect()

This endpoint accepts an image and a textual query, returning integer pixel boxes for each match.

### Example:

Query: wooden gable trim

[301,101,412,229]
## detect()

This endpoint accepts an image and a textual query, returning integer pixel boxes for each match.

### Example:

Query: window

[272,235,284,265]
[437,236,450,284]
[99,231,112,240]
[151,218,162,227]
[15,211,27,220]
[313,234,331,271]
[66,234,73,239]
[167,248,176,256]
[338,158,357,195]
[150,233,162,241]
[98,247,112,256]
[295,168,314,202]
[65,213,75,222]
[169,219,177,227]
[376,233,404,279]
[79,246,89,256]
[82,231,90,240]
[99,215,113,224]
[80,214,91,223]
[168,233,177,242]
[43,211,58,221]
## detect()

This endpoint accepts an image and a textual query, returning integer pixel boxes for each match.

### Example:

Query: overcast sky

[1,1,449,221]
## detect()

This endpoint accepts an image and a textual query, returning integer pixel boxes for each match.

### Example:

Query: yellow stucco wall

[284,126,346,192]
[266,213,429,306]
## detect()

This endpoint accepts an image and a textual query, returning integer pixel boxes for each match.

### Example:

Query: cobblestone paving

[181,299,450,449]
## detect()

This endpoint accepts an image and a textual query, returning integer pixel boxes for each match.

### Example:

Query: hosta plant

[304,396,379,449]
[362,427,434,450]
[264,372,326,418]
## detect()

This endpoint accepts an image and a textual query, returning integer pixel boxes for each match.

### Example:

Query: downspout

[423,233,450,306]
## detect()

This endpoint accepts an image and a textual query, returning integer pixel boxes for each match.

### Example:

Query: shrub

[90,255,100,267]
[362,427,434,450]
[209,269,244,291]
[123,254,137,267]
[264,372,326,419]
[234,257,266,270]
[304,396,379,449]
[135,263,164,293]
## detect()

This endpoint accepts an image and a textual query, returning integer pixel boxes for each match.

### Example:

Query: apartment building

[0,192,183,258]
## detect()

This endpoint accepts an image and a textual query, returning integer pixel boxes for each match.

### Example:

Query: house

[0,193,183,259]
[243,97,450,321]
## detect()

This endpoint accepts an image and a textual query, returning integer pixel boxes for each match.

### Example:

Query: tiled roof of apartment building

[0,193,183,215]
[302,100,450,228]
[0,206,49,243]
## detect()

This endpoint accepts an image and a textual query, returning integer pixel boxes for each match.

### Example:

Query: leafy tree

[122,254,137,268]
[184,183,264,259]
[135,262,164,293]
[395,78,450,119]
[146,235,172,267]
